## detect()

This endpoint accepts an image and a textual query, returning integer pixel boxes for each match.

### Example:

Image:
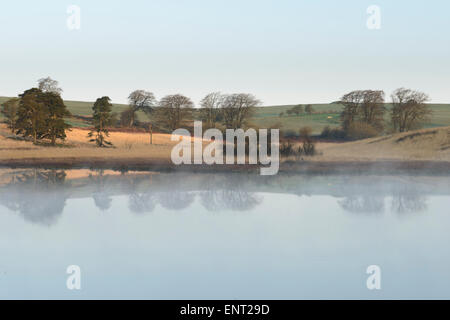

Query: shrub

[281,129,298,138]
[280,141,295,156]
[299,126,316,156]
[346,122,379,140]
[320,126,347,140]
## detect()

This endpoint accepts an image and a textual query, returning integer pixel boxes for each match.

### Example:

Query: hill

[315,126,450,161]
[1,96,450,134]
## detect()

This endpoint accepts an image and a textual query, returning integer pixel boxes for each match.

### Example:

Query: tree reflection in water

[123,174,157,214]
[0,170,437,225]
[338,182,428,215]
[391,185,427,215]
[199,175,262,212]
[90,169,113,211]
[339,196,385,215]
[0,169,69,226]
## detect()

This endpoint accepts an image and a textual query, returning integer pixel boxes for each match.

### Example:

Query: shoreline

[0,158,449,175]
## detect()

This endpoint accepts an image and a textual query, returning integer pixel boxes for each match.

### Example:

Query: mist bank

[0,159,449,176]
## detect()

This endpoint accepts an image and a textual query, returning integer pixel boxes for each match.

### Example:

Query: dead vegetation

[0,124,449,165]
[313,126,450,161]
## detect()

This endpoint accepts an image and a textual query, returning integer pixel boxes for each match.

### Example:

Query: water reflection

[339,196,385,215]
[199,175,262,212]
[0,169,447,226]
[0,169,69,226]
[90,169,113,211]
[391,185,428,215]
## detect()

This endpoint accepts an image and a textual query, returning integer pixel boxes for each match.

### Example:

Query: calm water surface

[0,169,449,299]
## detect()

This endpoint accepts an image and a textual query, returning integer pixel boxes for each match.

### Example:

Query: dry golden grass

[312,126,450,161]
[1,124,449,163]
[0,124,194,161]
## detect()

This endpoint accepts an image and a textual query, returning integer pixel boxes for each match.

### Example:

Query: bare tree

[340,90,385,133]
[340,91,363,132]
[37,77,63,95]
[127,90,156,127]
[221,93,260,129]
[305,104,314,114]
[199,92,223,128]
[391,88,431,132]
[360,90,385,131]
[158,94,194,131]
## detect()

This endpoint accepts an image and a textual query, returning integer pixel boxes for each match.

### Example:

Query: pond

[0,169,449,299]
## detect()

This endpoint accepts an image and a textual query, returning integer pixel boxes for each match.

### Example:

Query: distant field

[1,96,449,134]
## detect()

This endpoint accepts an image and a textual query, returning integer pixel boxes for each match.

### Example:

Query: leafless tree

[221,93,260,129]
[360,90,385,130]
[340,90,385,133]
[37,76,63,95]
[127,90,156,127]
[199,92,223,128]
[340,91,364,132]
[391,88,431,132]
[158,94,194,131]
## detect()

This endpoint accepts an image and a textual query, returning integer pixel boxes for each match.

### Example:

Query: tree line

[1,77,433,147]
[0,78,261,147]
[321,88,432,140]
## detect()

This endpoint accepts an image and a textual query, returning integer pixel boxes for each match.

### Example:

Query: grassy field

[0,123,449,165]
[251,103,450,134]
[1,96,449,134]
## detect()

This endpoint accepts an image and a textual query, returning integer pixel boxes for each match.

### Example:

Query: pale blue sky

[1,0,449,105]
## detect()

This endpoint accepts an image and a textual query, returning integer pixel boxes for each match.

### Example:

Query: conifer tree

[88,96,115,147]
[1,97,20,133]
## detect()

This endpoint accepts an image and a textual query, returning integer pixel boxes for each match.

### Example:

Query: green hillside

[1,96,449,134]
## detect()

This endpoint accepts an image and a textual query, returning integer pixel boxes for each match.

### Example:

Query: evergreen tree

[40,92,72,145]
[16,88,48,144]
[88,96,115,147]
[15,88,71,145]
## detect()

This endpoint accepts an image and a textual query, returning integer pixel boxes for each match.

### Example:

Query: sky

[1,0,449,106]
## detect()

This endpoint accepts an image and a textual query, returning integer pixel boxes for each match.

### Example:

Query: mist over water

[0,169,449,299]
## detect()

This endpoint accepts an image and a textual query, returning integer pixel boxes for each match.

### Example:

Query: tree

[340,90,385,133]
[305,104,314,114]
[359,90,385,131]
[1,97,20,133]
[88,96,115,147]
[120,107,135,127]
[199,92,223,128]
[291,105,303,116]
[38,77,63,95]
[391,88,431,132]
[127,90,156,127]
[40,92,72,145]
[16,88,48,144]
[15,88,71,145]
[222,93,259,129]
[340,91,362,132]
[158,94,194,131]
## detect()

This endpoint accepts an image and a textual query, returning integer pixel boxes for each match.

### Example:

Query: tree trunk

[149,124,153,145]
[129,111,135,127]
